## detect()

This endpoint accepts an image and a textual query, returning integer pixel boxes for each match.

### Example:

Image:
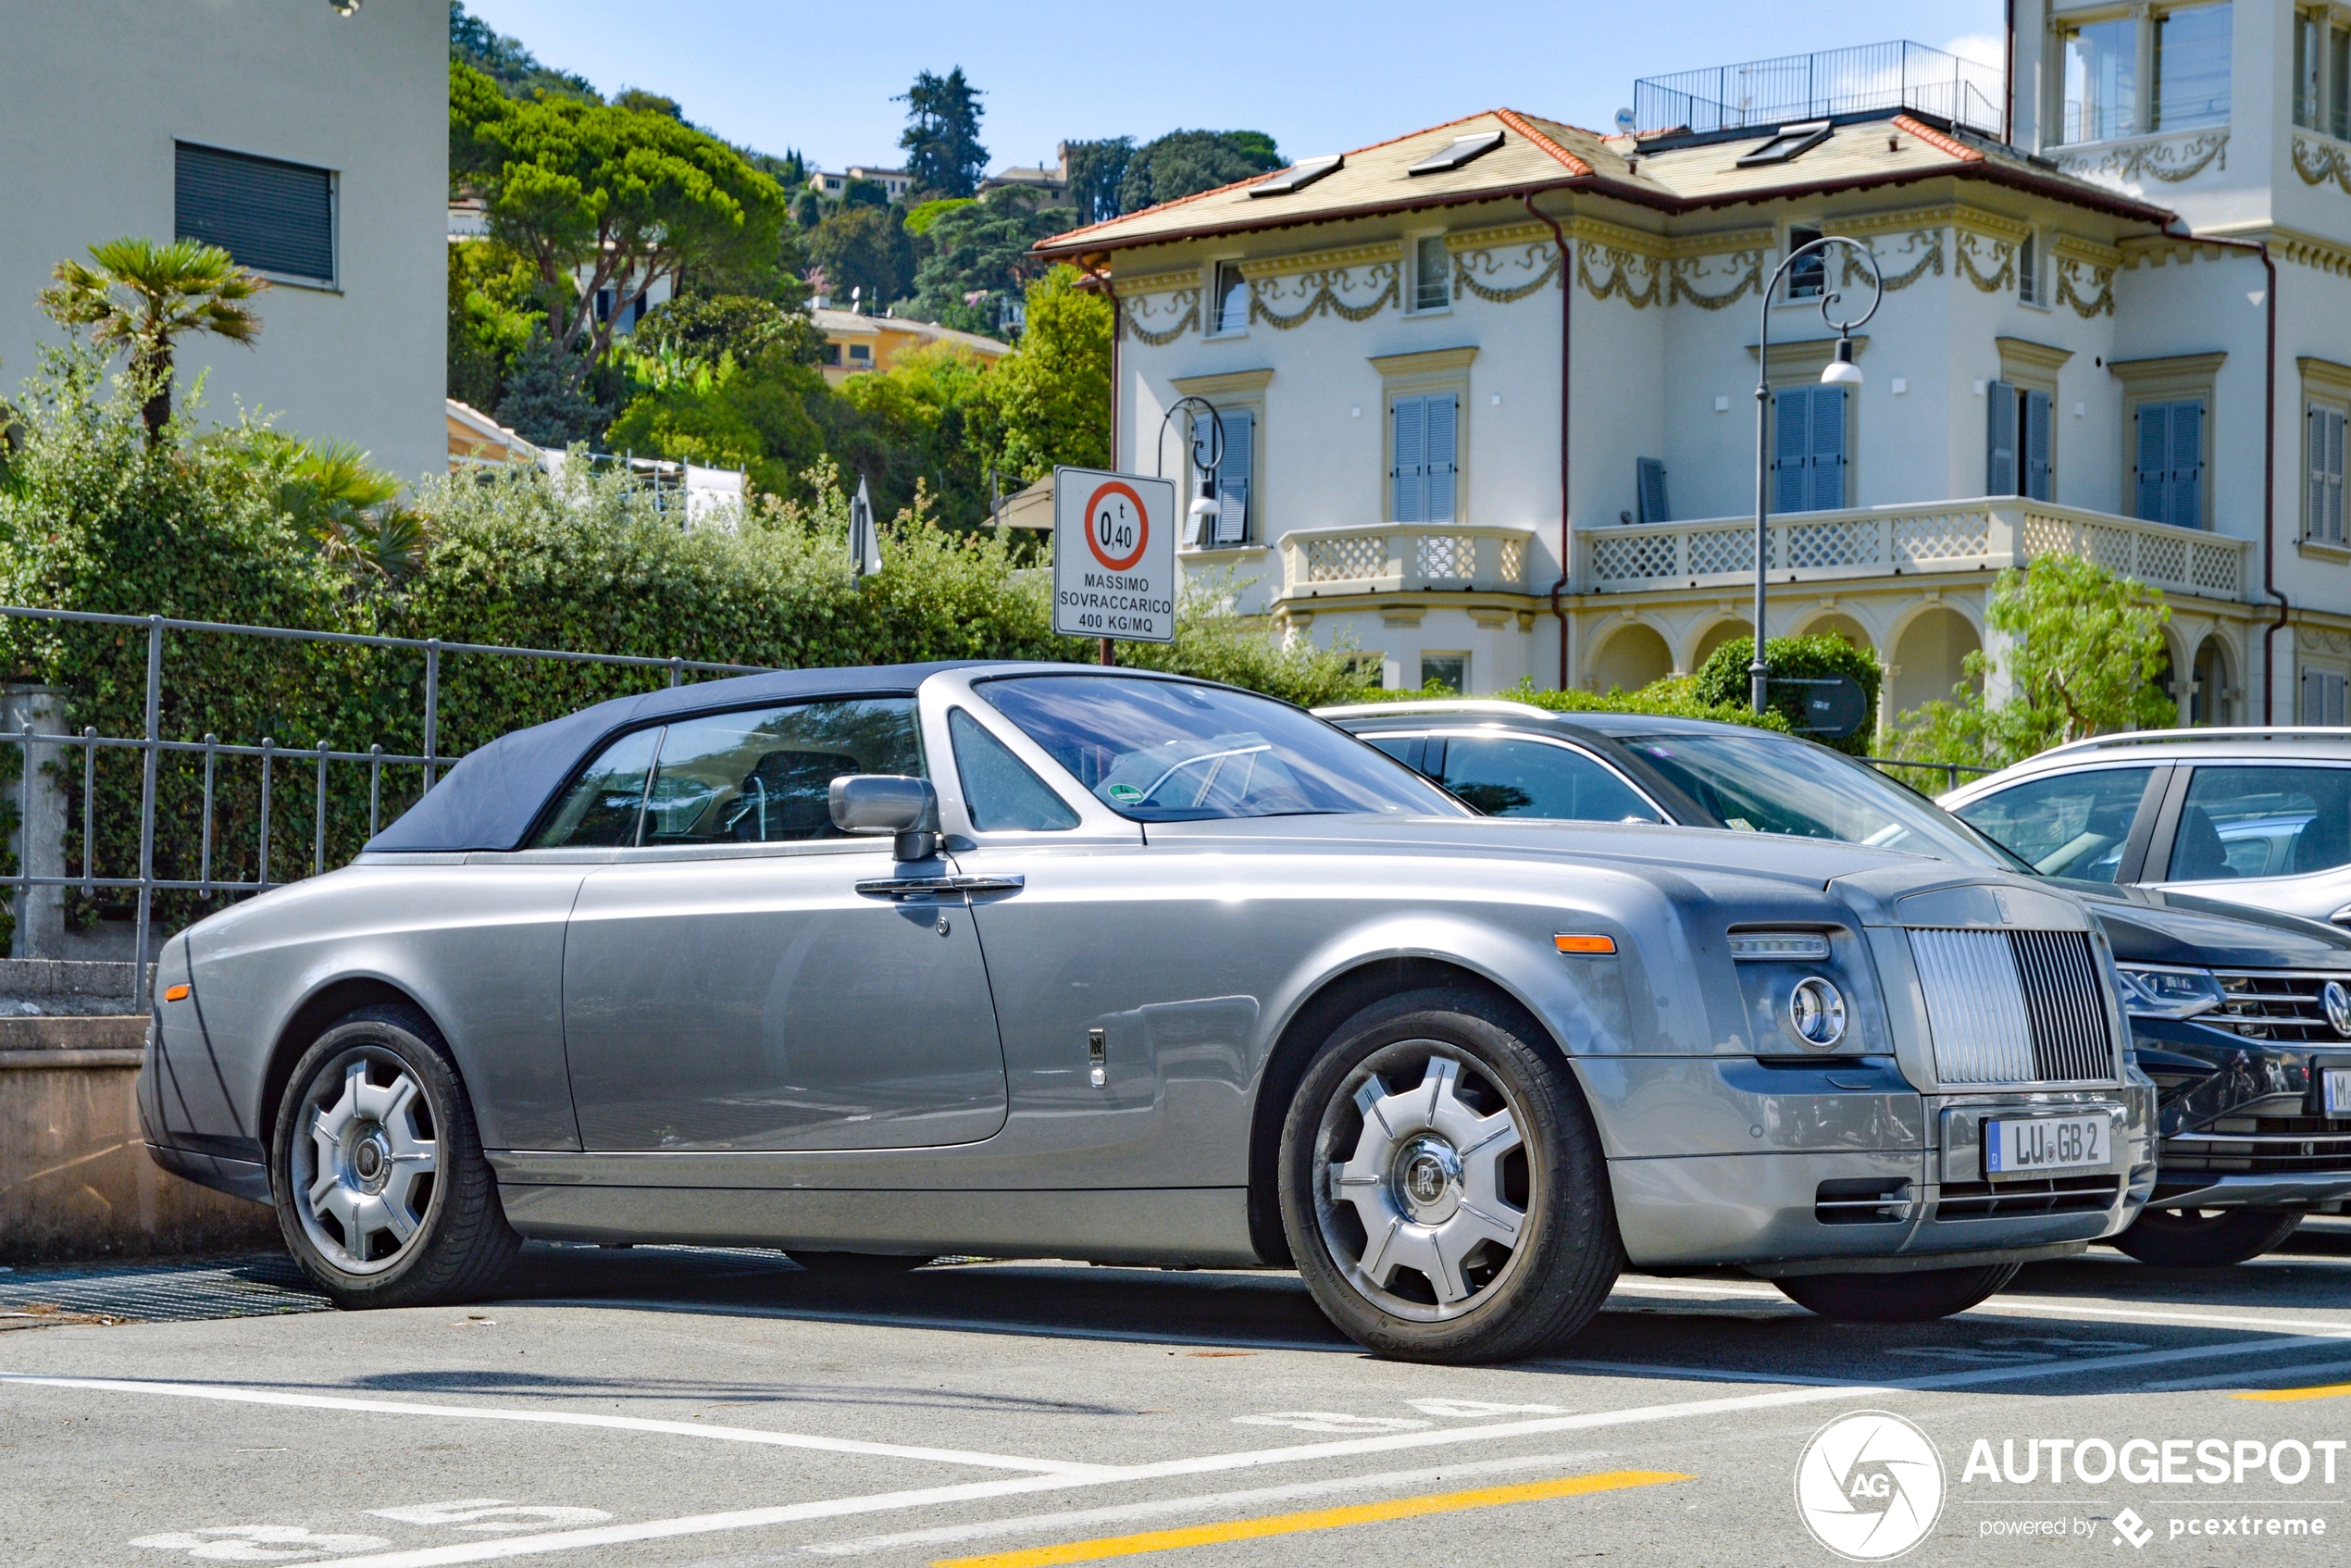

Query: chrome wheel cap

[1315,1045,1530,1323]
[291,1050,438,1275]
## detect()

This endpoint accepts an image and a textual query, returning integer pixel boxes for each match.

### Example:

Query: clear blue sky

[460,1,2007,173]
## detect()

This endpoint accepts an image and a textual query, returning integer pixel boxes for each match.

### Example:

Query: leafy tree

[1896,555,2175,771]
[1064,137,1135,224]
[613,88,682,118]
[840,177,891,211]
[1691,634,1884,757]
[258,436,429,588]
[37,238,265,449]
[448,1,597,102]
[974,265,1110,481]
[449,60,790,389]
[907,189,1061,330]
[629,294,822,375]
[898,68,989,197]
[1119,130,1283,211]
[495,326,610,447]
[903,197,975,237]
[445,238,541,410]
[805,204,914,308]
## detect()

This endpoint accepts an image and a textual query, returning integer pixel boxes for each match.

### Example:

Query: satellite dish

[1613,107,1637,135]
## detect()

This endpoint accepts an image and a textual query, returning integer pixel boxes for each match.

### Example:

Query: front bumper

[1607,1067,2154,1273]
[2130,1013,2351,1208]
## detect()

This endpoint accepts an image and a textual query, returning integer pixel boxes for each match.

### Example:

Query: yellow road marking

[930,1468,1690,1568]
[2235,1382,2351,1402]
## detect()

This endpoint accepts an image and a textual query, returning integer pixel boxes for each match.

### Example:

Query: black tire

[270,1003,518,1310]
[1774,1263,2021,1322]
[1276,986,1622,1364]
[788,1251,932,1275]
[2110,1205,2304,1267]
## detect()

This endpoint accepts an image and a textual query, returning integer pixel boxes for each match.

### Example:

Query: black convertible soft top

[365,661,983,853]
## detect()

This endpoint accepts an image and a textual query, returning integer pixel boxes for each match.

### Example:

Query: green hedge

[1691,635,1882,756]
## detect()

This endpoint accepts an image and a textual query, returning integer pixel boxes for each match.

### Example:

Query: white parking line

[795,1447,1611,1557]
[0,1375,1100,1475]
[234,1330,2351,1568]
[2135,1355,2351,1393]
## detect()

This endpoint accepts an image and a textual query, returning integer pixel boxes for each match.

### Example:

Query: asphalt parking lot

[5,1226,2350,1568]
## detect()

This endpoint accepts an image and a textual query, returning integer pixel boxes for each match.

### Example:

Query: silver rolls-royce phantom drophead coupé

[141,664,2156,1363]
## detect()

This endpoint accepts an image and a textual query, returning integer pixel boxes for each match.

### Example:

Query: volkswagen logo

[2324,980,2351,1039]
[1794,1411,1945,1561]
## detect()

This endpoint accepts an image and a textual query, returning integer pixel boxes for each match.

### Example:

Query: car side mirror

[829,774,941,862]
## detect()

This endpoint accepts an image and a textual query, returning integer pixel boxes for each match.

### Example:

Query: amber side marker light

[164,985,190,1002]
[1553,934,1617,955]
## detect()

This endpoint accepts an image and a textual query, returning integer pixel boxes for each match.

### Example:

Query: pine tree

[897,68,988,198]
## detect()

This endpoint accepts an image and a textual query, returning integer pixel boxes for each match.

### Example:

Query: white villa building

[1039,11,2351,729]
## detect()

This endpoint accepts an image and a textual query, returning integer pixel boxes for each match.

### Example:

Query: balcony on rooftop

[1633,40,2005,138]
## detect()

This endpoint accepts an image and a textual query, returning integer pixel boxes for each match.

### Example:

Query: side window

[2170,766,2351,881]
[1360,735,1420,769]
[949,709,1078,832]
[1948,766,2158,881]
[640,698,923,845]
[534,728,663,848]
[1439,737,1661,823]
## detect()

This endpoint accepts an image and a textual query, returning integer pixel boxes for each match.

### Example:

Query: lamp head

[1821,336,1863,386]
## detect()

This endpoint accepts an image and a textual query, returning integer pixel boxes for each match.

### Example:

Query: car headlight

[1787,977,1848,1048]
[2113,963,2225,1020]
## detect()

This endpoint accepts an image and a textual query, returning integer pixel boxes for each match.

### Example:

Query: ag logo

[1794,1410,1945,1561]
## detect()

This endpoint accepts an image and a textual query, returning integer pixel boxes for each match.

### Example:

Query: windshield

[1619,730,2032,871]
[980,675,1461,822]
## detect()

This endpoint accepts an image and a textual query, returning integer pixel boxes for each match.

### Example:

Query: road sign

[1769,674,1872,739]
[1052,467,1176,644]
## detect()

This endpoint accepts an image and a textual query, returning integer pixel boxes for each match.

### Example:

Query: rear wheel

[2111,1205,2304,1267]
[1774,1263,2021,1322]
[1277,987,1621,1364]
[270,1004,517,1310]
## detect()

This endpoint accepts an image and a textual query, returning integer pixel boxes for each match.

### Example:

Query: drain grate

[0,1252,330,1325]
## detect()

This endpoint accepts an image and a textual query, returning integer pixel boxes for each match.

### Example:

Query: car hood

[2047,877,2351,970]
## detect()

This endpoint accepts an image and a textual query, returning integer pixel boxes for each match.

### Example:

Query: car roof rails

[2035,726,2351,759]
[1313,699,1557,720]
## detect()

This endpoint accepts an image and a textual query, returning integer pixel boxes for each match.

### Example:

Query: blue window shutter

[2024,390,2053,501]
[1216,410,1252,544]
[2135,403,2171,522]
[1809,386,1847,512]
[1424,394,1458,522]
[2312,408,2332,541]
[2327,410,2347,543]
[2171,400,2204,529]
[1773,388,1810,514]
[1392,396,1426,522]
[1986,380,2018,496]
[1636,457,1670,524]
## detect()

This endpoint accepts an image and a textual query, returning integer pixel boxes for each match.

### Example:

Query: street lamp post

[1750,236,1884,715]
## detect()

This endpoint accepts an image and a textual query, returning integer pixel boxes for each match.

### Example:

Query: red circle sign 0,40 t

[1084,480,1150,572]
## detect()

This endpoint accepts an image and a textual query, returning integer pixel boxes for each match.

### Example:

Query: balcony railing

[1578,499,2251,602]
[1633,40,2003,137]
[1277,524,1536,599]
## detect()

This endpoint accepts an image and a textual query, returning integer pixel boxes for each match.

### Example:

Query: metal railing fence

[1,604,769,1012]
[1633,40,2004,137]
[1862,756,1997,794]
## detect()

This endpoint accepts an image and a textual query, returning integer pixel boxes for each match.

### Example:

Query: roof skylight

[1407,131,1506,176]
[1250,155,1344,197]
[1735,120,1834,167]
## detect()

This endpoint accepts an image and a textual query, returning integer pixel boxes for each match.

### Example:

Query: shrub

[1691,635,1883,755]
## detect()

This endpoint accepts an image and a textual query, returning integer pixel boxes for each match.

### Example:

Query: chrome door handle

[854,874,1025,901]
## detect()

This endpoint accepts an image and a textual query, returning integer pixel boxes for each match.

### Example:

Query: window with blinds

[1190,408,1253,546]
[1772,384,1847,514]
[1987,382,2054,502]
[2134,398,2205,529]
[175,143,335,284]
[2310,405,2346,545]
[1391,393,1458,523]
[2303,667,2347,728]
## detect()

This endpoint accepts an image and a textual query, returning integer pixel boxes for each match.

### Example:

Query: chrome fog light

[1788,977,1847,1049]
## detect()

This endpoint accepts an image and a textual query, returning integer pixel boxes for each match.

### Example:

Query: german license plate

[1984,1114,2108,1177]
[2326,1068,2351,1116]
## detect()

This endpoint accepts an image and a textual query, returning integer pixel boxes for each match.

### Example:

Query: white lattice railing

[1280,524,1536,596]
[1579,499,2252,602]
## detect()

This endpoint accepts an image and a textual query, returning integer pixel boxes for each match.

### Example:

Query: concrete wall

[0,0,446,485]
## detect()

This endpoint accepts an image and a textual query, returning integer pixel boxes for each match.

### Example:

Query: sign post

[1052,467,1176,659]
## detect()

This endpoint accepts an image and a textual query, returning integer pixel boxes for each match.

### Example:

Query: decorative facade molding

[1452,239,1561,304]
[1109,267,1202,299]
[1955,230,2016,292]
[2118,233,2240,268]
[1238,241,1402,281]
[2292,133,2351,194]
[1667,249,1764,310]
[1250,262,1399,329]
[2054,258,2116,317]
[1666,227,1774,259]
[1122,288,1199,344]
[1577,243,1663,307]
[2050,233,2124,270]
[1841,228,1944,292]
[2269,225,2351,279]
[2052,130,2228,185]
[1567,216,1670,260]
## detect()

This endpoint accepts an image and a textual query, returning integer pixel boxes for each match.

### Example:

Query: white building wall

[0,1,445,484]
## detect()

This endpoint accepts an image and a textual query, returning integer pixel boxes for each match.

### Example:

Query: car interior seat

[2169,803,2237,880]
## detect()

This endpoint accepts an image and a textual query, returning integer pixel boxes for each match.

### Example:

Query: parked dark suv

[1322,700,2351,1267]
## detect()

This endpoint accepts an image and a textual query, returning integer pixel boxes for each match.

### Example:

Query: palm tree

[273,439,429,586]
[38,237,266,448]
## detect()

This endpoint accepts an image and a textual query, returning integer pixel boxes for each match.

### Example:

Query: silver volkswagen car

[140,665,2154,1363]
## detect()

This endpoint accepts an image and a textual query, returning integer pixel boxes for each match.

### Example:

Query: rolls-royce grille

[1909,927,2115,1086]
[2161,1117,2351,1176]
[2207,971,2351,1044]
[1934,1175,2121,1220]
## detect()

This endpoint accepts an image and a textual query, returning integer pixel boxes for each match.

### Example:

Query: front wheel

[271,1004,517,1310]
[2110,1205,2304,1267]
[1277,987,1622,1364]
[1773,1263,2021,1322]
